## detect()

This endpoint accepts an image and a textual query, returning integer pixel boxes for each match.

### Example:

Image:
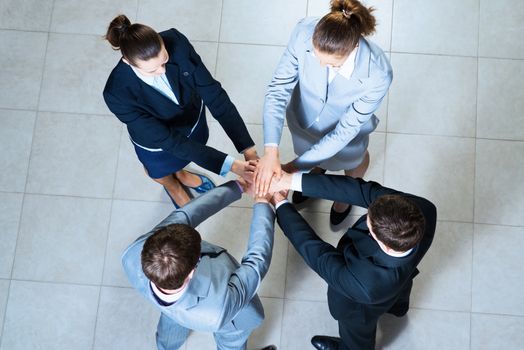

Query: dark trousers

[336,278,414,350]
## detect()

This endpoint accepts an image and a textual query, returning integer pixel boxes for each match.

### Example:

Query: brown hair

[313,0,376,56]
[141,223,201,290]
[368,195,425,252]
[104,14,163,66]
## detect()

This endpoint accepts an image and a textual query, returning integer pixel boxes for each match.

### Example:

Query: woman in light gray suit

[256,0,392,225]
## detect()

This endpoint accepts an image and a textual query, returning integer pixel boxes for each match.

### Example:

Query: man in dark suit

[268,173,437,349]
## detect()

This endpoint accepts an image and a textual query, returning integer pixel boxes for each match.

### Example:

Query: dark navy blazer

[103,28,254,174]
[276,175,437,322]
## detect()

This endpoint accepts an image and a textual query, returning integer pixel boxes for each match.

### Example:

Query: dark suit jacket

[103,28,254,174]
[276,175,437,322]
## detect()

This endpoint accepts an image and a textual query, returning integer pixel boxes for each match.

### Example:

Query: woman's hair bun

[105,14,132,48]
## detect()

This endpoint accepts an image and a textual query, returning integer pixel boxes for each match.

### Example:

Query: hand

[243,147,259,161]
[281,161,298,173]
[255,146,281,196]
[231,159,257,184]
[268,171,293,194]
[236,177,254,196]
[270,190,289,207]
[254,193,272,203]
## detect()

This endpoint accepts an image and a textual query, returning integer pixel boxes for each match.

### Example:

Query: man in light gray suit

[122,180,276,350]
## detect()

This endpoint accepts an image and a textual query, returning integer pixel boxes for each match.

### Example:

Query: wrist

[264,146,279,156]
[231,159,242,175]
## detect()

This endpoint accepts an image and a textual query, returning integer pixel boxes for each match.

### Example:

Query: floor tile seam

[214,0,225,76]
[0,28,50,35]
[22,191,114,201]
[277,239,291,346]
[7,277,101,288]
[217,41,287,49]
[472,221,524,229]
[92,125,124,348]
[391,50,524,62]
[470,310,524,319]
[386,130,524,143]
[0,279,11,345]
[471,6,481,348]
[474,136,524,144]
[32,109,115,119]
[0,107,39,114]
[92,197,120,350]
[388,0,395,53]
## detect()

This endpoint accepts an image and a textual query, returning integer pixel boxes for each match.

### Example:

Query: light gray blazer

[263,17,393,170]
[122,181,275,333]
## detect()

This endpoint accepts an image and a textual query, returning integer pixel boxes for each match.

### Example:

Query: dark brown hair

[104,14,163,66]
[313,0,376,56]
[368,195,425,252]
[141,223,201,290]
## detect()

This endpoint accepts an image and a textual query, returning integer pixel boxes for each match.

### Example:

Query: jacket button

[183,72,189,76]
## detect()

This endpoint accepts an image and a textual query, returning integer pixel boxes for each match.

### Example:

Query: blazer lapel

[303,44,328,102]
[327,37,371,99]
[165,63,182,104]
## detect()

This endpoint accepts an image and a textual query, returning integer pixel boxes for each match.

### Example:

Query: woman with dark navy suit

[103,15,257,207]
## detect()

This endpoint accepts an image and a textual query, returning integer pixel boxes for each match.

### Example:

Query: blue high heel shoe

[189,173,216,194]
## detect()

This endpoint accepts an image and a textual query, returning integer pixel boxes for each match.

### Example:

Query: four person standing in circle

[102,1,437,350]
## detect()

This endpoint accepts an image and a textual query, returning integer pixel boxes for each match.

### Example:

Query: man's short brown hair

[368,195,425,252]
[141,223,201,290]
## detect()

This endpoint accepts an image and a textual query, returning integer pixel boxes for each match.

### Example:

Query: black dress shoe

[311,335,341,350]
[259,345,277,350]
[292,190,309,204]
[330,203,352,226]
[387,301,409,317]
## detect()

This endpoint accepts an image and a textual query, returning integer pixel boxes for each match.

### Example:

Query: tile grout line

[214,0,225,77]
[469,1,482,348]
[90,125,124,350]
[279,241,292,349]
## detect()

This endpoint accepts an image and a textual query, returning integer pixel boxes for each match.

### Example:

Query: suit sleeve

[293,72,392,169]
[179,32,254,154]
[276,203,376,303]
[103,90,228,174]
[262,20,302,146]
[301,174,401,208]
[153,180,242,231]
[218,203,275,327]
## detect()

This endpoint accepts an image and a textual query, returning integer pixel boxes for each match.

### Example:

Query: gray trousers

[155,313,252,350]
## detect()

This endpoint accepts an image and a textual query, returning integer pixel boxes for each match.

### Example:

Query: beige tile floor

[1,0,523,349]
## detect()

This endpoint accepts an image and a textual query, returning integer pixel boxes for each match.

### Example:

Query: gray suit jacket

[122,181,275,332]
[263,17,392,169]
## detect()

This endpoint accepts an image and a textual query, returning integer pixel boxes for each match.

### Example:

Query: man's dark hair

[141,224,201,290]
[368,195,425,252]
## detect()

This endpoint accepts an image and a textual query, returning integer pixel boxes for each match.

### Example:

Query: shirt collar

[331,46,358,80]
[150,281,188,303]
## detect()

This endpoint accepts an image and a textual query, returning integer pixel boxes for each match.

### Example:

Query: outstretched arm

[276,202,376,303]
[219,200,275,326]
[153,181,243,231]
